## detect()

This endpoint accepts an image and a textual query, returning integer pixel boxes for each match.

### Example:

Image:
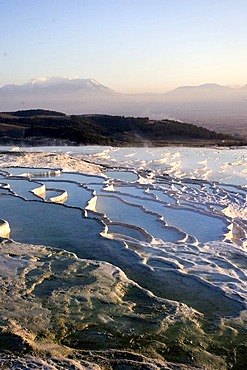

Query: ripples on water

[0,146,246,369]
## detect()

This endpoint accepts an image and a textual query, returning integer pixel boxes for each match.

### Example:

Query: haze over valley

[1,76,247,139]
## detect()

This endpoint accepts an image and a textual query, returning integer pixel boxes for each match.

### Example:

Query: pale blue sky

[1,0,247,92]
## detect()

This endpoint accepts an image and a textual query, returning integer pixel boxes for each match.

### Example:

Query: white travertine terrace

[18,169,62,178]
[31,184,46,198]
[85,194,98,212]
[0,219,10,238]
[0,152,102,174]
[48,190,68,203]
[0,146,246,370]
[0,183,10,189]
[31,184,68,203]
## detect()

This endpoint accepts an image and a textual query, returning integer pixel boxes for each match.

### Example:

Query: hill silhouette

[0,109,244,147]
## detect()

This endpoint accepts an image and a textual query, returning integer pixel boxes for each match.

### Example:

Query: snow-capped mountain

[0,77,116,96]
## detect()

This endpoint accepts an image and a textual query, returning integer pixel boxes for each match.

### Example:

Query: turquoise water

[0,150,246,369]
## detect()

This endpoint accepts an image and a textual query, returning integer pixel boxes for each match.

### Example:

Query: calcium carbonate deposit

[0,145,246,369]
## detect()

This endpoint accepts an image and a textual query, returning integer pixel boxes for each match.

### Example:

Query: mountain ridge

[0,77,247,139]
[0,77,116,96]
[1,77,247,94]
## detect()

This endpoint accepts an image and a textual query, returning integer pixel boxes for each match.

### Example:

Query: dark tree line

[0,110,241,146]
[2,109,66,117]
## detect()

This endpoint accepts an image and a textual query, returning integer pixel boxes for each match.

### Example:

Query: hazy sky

[1,0,247,92]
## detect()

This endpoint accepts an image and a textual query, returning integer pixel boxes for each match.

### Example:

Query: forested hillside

[0,110,244,146]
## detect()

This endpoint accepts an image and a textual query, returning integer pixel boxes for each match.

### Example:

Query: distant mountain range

[0,77,247,138]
